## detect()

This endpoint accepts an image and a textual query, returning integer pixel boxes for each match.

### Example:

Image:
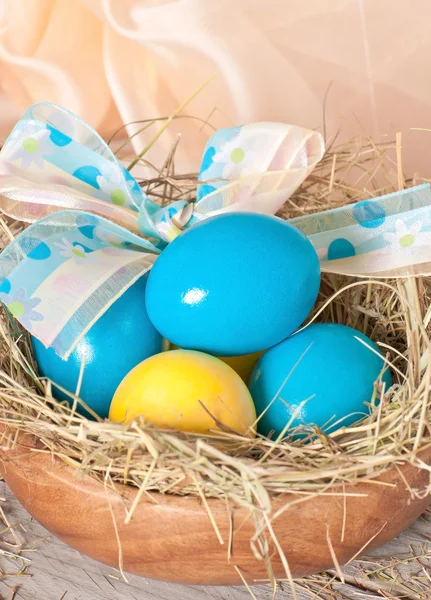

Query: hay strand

[0,128,429,595]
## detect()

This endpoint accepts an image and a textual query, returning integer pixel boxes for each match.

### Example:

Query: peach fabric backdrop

[0,0,430,174]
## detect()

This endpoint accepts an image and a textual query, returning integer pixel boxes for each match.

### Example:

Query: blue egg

[32,274,162,419]
[146,213,321,356]
[248,323,392,437]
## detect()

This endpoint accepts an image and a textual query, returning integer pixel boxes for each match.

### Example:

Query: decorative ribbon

[0,102,429,359]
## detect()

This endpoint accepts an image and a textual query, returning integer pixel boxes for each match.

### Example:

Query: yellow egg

[169,343,263,382]
[110,349,256,436]
[220,351,265,382]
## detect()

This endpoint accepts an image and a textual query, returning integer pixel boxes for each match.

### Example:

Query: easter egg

[170,343,263,382]
[146,212,320,356]
[109,349,256,435]
[32,275,163,419]
[214,351,264,382]
[248,323,392,438]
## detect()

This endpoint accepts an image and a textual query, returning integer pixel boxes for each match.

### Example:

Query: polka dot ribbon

[0,102,429,358]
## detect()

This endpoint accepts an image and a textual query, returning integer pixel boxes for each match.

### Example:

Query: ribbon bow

[0,103,430,359]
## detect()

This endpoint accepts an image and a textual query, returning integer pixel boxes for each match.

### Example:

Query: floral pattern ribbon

[1,103,430,359]
[0,103,324,358]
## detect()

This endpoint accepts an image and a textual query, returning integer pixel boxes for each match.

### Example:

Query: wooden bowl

[0,432,430,585]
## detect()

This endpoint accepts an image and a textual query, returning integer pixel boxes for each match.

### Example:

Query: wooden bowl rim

[1,428,431,585]
[4,429,431,507]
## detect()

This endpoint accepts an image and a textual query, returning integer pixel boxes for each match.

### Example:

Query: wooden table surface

[0,481,429,600]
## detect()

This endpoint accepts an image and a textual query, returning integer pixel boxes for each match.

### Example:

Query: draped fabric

[1,0,431,175]
[1,2,431,360]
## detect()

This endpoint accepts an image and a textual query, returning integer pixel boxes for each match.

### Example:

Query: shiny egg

[109,349,256,435]
[32,274,163,419]
[146,213,320,356]
[248,323,392,438]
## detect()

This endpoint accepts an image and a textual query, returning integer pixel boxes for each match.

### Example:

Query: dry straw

[0,120,430,594]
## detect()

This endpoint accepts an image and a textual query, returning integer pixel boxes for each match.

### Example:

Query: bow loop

[196,122,324,217]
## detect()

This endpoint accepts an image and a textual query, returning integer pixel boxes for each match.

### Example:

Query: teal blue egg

[248,323,392,438]
[32,274,162,419]
[146,213,320,356]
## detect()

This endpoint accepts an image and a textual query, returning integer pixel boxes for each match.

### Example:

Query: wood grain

[0,485,430,599]
[0,433,430,586]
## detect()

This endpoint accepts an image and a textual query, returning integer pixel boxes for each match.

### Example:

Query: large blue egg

[249,323,392,437]
[146,213,320,356]
[32,274,162,419]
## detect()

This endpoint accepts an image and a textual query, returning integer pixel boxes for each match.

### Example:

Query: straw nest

[0,130,430,534]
